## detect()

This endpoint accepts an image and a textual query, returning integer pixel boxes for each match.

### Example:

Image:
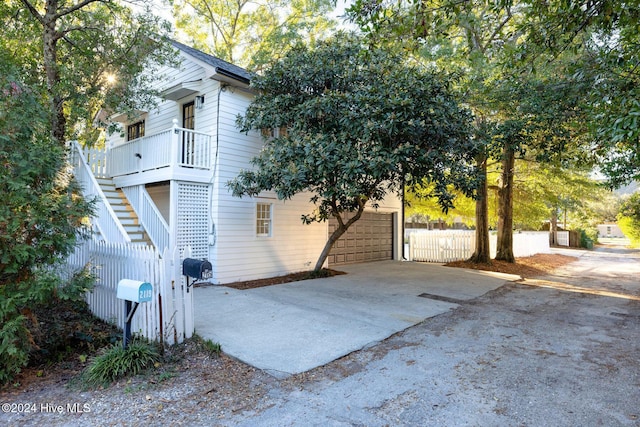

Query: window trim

[127,120,145,141]
[256,202,273,237]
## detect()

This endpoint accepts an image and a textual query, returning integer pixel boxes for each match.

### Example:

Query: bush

[0,297,30,385]
[81,341,161,388]
[26,268,119,367]
[576,228,597,248]
[617,192,640,247]
[0,54,93,384]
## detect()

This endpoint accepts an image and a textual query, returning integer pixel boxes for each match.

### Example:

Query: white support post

[170,118,180,169]
[169,181,177,253]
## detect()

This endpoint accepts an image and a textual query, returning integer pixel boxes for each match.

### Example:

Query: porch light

[195,95,205,109]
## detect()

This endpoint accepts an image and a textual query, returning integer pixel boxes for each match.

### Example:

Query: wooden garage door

[328,212,394,266]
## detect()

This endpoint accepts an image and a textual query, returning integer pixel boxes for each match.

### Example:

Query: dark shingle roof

[170,40,253,84]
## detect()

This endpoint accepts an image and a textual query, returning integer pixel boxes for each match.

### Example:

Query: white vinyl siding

[211,89,329,284]
[104,49,403,285]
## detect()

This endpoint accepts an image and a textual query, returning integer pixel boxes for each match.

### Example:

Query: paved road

[223,245,640,426]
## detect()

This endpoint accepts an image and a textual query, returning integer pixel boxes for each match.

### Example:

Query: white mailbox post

[117,279,153,349]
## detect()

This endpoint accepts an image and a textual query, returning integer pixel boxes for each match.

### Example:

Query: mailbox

[182,258,213,280]
[116,279,153,349]
[117,279,153,303]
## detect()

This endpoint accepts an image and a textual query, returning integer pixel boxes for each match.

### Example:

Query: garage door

[328,212,394,266]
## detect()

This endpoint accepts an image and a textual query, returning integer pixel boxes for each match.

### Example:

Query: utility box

[117,279,153,303]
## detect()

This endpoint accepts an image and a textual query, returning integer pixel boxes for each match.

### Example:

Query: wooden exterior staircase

[96,178,151,246]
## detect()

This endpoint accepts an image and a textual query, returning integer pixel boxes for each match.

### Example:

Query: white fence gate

[407,230,551,263]
[408,230,475,262]
[66,238,194,345]
[555,231,570,247]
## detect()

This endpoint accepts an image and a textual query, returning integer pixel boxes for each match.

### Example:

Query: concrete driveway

[194,261,517,377]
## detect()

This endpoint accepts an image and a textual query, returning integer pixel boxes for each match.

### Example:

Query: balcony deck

[97,126,215,187]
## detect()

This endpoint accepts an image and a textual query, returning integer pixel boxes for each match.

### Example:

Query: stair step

[111,204,133,212]
[93,177,154,248]
[109,198,129,205]
[118,218,139,226]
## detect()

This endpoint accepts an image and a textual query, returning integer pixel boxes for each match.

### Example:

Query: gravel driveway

[2,244,639,426]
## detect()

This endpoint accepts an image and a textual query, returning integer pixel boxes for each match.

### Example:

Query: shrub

[0,296,30,385]
[0,54,93,384]
[617,192,640,247]
[81,341,161,388]
[26,269,119,367]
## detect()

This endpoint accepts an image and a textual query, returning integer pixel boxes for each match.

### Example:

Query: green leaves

[231,34,476,213]
[617,192,640,247]
[230,34,478,269]
[0,58,94,384]
[3,0,174,144]
[172,0,336,71]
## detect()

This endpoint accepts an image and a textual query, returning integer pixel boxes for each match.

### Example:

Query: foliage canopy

[617,192,640,247]
[229,34,477,270]
[0,54,94,384]
[1,0,173,144]
[172,0,337,71]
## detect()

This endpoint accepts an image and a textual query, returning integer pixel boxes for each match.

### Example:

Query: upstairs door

[182,101,195,165]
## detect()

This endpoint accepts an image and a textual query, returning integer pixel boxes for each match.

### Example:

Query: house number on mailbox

[139,289,153,301]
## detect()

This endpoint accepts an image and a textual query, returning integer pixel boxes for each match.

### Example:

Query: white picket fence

[65,238,194,345]
[407,230,551,263]
[555,231,570,246]
[408,230,475,263]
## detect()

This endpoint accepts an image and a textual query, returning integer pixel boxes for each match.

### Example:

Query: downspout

[208,83,227,250]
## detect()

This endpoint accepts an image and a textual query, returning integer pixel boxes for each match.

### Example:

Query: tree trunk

[495,145,515,262]
[313,204,365,272]
[469,153,491,263]
[550,207,558,246]
[42,4,66,145]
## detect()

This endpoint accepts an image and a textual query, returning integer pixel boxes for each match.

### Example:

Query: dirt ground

[2,244,638,426]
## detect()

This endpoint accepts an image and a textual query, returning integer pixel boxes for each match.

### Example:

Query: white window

[260,127,288,139]
[256,203,272,237]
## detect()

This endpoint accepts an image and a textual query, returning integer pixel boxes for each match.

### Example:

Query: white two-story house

[73,40,403,284]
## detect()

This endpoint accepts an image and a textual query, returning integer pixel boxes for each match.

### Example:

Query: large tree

[507,0,640,188]
[0,50,94,384]
[171,0,336,71]
[348,0,523,262]
[2,0,173,145]
[228,35,477,271]
[347,0,593,262]
[0,0,171,382]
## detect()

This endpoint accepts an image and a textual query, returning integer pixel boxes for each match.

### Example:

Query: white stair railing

[122,186,170,252]
[69,141,131,243]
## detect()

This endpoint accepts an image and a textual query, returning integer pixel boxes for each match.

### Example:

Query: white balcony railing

[108,123,213,178]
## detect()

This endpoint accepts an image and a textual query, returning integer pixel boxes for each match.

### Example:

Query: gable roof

[170,40,253,85]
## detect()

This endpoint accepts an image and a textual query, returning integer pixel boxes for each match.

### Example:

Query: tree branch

[19,0,44,25]
[481,7,512,53]
[56,0,109,20]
